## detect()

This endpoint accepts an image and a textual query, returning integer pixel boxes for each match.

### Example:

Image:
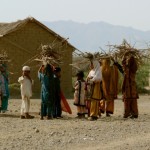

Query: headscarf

[88,60,102,82]
[22,66,30,71]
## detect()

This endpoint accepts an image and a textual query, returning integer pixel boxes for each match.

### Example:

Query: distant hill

[43,20,150,51]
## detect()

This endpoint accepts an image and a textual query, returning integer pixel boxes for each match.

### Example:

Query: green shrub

[136,62,150,93]
[9,83,20,98]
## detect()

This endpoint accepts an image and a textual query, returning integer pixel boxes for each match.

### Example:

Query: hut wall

[0,22,73,97]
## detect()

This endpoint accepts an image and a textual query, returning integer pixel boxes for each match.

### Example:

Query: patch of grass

[9,83,20,98]
[9,83,40,98]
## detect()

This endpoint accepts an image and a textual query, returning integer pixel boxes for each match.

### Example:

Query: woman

[87,60,102,121]
[122,55,139,118]
[100,58,119,116]
[0,64,9,113]
[38,64,55,120]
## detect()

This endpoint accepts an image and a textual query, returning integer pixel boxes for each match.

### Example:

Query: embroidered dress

[74,80,86,107]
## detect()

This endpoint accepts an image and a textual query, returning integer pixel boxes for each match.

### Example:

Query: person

[1,64,10,113]
[74,71,86,118]
[0,66,5,112]
[18,66,34,119]
[38,64,55,120]
[122,55,139,118]
[53,67,62,118]
[87,60,102,121]
[100,58,119,117]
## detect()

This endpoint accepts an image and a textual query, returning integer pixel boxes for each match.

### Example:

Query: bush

[136,62,150,93]
[8,83,40,98]
[117,61,150,94]
[9,83,21,98]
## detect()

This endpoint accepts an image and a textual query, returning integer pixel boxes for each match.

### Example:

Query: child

[53,67,62,118]
[38,64,55,120]
[18,66,34,119]
[74,71,86,118]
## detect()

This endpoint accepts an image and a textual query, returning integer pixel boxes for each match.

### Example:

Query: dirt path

[0,95,150,150]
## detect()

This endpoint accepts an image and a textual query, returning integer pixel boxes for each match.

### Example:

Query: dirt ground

[0,95,150,150]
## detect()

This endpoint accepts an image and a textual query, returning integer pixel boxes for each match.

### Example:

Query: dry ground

[0,95,150,150]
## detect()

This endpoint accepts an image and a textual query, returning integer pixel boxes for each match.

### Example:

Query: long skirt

[41,101,54,117]
[90,82,102,118]
[100,100,114,114]
[2,96,9,111]
[85,100,91,117]
[124,99,138,117]
[90,100,99,117]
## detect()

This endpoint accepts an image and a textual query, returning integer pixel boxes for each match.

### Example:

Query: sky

[1,0,150,31]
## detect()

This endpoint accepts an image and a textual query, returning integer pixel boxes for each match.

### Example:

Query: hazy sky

[1,0,150,31]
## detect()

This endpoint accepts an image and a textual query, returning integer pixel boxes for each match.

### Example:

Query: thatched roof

[0,17,76,50]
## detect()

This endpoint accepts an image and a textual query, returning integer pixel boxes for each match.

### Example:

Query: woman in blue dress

[0,64,9,113]
[38,64,55,120]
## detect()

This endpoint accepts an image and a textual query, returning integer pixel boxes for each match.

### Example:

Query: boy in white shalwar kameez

[18,66,34,119]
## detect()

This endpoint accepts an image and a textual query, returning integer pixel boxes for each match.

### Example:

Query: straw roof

[0,17,76,50]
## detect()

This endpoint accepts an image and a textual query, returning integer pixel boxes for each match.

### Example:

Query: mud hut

[0,17,76,97]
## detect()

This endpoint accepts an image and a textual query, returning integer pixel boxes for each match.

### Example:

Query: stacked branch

[108,39,150,66]
[71,39,150,76]
[34,44,63,66]
[71,50,113,75]
[23,38,69,66]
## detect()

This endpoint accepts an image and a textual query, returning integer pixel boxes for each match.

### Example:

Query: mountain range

[43,20,150,51]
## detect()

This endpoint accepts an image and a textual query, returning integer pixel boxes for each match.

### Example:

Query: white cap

[22,66,30,71]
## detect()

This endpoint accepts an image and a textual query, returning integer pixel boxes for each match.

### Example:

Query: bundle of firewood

[71,50,114,71]
[34,44,63,66]
[110,39,150,66]
[22,38,69,66]
[71,51,106,74]
[81,51,112,61]
[40,45,60,58]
